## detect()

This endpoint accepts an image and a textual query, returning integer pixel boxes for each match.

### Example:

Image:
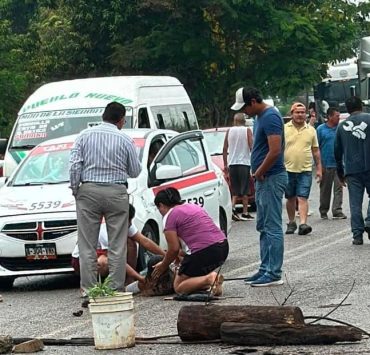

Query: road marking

[40,319,91,338]
[224,228,350,278]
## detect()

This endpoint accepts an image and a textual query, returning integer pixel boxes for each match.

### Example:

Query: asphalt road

[1,181,370,355]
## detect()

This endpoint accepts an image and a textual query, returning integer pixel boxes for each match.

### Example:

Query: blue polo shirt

[251,107,285,176]
[316,123,337,168]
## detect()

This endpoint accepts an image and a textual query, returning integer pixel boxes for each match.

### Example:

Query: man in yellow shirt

[285,103,322,235]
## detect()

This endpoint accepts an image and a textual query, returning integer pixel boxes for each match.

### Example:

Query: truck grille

[1,220,77,241]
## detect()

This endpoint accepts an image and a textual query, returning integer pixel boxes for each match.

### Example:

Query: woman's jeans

[346,171,370,240]
[255,171,288,280]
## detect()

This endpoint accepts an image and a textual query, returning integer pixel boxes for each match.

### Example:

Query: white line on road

[224,228,351,278]
[40,319,91,338]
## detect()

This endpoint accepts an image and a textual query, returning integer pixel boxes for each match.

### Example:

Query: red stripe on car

[152,171,217,195]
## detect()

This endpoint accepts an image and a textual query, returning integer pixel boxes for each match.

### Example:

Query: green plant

[87,276,117,299]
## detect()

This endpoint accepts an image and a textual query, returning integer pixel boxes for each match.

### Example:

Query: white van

[0,76,198,176]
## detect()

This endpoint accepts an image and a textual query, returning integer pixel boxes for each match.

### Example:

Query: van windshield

[9,107,133,149]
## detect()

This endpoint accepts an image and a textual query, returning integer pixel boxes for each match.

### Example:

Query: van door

[138,107,151,128]
[149,131,219,222]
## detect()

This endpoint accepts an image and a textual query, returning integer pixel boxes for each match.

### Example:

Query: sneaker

[239,213,254,221]
[333,213,347,220]
[320,213,328,220]
[298,224,312,235]
[364,225,370,239]
[81,297,90,308]
[352,237,364,245]
[286,221,297,234]
[244,272,264,284]
[232,213,241,221]
[250,275,284,287]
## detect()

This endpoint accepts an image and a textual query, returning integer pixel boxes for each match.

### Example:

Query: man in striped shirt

[69,101,141,293]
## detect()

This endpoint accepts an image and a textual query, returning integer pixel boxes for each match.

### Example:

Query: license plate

[25,243,57,260]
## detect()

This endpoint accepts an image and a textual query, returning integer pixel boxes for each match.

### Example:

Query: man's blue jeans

[255,171,288,280]
[346,171,370,240]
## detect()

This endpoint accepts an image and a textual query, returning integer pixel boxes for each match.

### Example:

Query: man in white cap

[231,87,287,287]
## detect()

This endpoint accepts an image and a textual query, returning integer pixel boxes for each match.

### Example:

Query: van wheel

[136,223,159,272]
[219,210,228,238]
[0,277,15,290]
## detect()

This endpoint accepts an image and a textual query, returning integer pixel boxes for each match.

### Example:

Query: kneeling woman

[152,187,229,295]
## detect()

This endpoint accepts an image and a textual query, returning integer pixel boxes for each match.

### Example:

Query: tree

[0,0,369,131]
[0,20,29,136]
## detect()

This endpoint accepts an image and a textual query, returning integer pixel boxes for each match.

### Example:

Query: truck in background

[313,58,359,123]
[314,36,370,123]
[0,76,198,177]
[358,36,370,107]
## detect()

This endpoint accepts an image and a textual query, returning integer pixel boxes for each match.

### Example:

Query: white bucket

[89,292,135,349]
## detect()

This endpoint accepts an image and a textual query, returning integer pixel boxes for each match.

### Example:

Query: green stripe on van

[10,150,27,164]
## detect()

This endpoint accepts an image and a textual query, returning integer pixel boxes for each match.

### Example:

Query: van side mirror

[0,138,8,155]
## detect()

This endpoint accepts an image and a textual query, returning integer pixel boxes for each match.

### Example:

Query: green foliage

[87,276,117,299]
[0,19,30,136]
[0,0,370,132]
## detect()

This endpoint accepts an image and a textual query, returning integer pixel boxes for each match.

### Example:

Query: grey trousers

[76,183,129,292]
[319,168,343,216]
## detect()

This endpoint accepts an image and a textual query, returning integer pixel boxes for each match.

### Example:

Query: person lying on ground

[151,187,229,296]
[72,204,165,292]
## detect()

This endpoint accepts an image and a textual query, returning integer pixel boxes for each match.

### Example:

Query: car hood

[0,184,75,217]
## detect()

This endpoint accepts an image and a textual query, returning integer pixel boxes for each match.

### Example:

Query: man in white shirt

[223,113,254,221]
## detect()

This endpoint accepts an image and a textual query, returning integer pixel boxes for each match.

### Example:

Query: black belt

[82,181,128,188]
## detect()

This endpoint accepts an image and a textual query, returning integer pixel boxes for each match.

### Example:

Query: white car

[0,129,232,288]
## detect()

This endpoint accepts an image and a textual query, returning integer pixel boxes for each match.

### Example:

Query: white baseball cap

[231,88,245,111]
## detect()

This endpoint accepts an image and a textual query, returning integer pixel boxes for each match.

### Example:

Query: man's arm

[126,264,145,283]
[311,147,322,182]
[132,232,166,256]
[334,128,345,185]
[316,126,322,148]
[254,135,281,180]
[69,136,83,196]
[126,140,142,178]
[222,130,229,172]
[247,127,253,151]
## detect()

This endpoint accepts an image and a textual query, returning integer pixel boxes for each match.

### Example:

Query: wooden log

[177,305,305,341]
[0,336,13,354]
[220,322,363,346]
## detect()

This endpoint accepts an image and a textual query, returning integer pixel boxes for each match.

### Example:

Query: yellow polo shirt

[284,121,318,172]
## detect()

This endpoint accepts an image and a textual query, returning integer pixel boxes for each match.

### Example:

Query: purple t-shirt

[164,203,226,254]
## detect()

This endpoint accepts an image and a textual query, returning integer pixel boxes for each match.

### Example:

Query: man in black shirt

[335,96,370,245]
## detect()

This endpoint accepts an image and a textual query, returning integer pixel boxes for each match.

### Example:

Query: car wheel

[136,223,159,272]
[0,277,15,290]
[219,209,228,238]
